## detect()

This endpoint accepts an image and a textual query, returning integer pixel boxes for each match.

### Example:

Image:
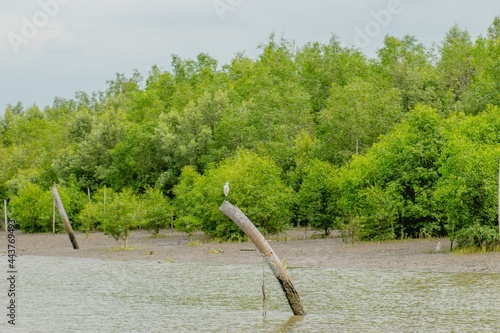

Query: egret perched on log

[224,182,230,201]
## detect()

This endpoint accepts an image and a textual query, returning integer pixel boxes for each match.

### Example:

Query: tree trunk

[52,196,56,236]
[51,186,79,250]
[219,201,306,315]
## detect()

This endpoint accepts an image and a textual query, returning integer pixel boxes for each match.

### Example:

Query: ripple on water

[1,256,498,332]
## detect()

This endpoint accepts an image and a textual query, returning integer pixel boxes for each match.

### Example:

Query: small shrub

[141,187,171,235]
[339,215,361,244]
[10,183,71,233]
[454,224,499,250]
[100,188,141,247]
[175,215,201,236]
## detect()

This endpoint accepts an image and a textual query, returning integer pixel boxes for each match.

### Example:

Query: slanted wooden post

[51,186,79,249]
[52,195,56,236]
[219,201,306,316]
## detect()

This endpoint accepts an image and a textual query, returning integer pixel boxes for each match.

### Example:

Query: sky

[0,0,498,110]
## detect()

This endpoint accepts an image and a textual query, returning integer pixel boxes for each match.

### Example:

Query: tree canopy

[2,18,500,247]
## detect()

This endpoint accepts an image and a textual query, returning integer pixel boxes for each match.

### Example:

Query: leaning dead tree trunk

[219,201,306,316]
[498,158,500,242]
[51,186,79,250]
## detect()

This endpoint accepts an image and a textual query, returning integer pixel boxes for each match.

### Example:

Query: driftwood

[51,186,79,250]
[219,201,306,315]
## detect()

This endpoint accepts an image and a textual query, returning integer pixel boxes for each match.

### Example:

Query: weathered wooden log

[219,201,306,315]
[51,186,79,250]
[52,195,56,236]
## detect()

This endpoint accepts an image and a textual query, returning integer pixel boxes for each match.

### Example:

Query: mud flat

[7,228,500,273]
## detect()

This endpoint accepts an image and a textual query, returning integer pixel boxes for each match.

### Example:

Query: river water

[1,255,499,332]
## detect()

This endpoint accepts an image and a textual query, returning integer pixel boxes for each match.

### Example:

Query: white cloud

[41,37,83,54]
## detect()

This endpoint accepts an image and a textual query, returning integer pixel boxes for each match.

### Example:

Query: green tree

[437,25,474,105]
[297,159,339,235]
[169,53,225,111]
[460,16,500,114]
[68,109,94,143]
[221,37,315,171]
[57,176,88,230]
[356,185,397,240]
[174,151,294,240]
[154,91,229,190]
[0,105,70,193]
[337,105,444,239]
[78,186,143,246]
[487,15,500,40]
[107,123,164,191]
[78,200,102,233]
[78,187,113,233]
[317,78,402,164]
[172,166,204,235]
[435,106,500,245]
[100,188,141,247]
[10,183,72,233]
[140,187,171,235]
[297,36,371,112]
[377,35,441,112]
[143,65,176,111]
[454,223,499,250]
[64,108,127,190]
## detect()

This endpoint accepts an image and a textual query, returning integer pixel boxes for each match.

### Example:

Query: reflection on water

[1,255,499,332]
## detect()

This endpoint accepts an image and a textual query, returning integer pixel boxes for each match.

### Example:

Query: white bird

[224,182,230,201]
[436,241,441,253]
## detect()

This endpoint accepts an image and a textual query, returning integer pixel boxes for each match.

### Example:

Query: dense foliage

[174,150,294,240]
[2,20,500,246]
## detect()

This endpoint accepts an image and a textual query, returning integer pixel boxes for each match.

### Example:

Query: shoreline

[4,228,500,273]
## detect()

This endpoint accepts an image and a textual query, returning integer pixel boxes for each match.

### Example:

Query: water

[1,255,499,332]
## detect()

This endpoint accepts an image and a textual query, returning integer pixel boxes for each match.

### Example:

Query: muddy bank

[5,229,500,273]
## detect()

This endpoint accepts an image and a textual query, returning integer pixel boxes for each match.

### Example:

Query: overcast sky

[0,0,498,110]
